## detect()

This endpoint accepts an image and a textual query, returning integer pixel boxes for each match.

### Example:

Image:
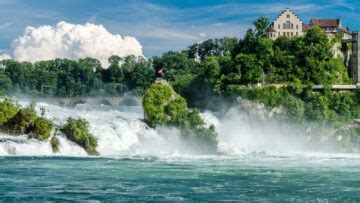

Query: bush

[5,108,37,134]
[61,118,98,155]
[166,97,188,124]
[29,117,53,141]
[0,100,56,141]
[143,82,218,149]
[51,136,60,153]
[282,95,305,121]
[0,99,18,125]
[142,82,174,126]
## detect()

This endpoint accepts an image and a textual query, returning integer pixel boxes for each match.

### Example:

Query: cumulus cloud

[11,21,143,67]
[0,53,11,60]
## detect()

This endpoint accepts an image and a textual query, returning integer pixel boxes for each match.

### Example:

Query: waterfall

[0,98,343,157]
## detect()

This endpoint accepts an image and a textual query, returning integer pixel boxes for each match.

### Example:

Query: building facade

[267,8,304,39]
[352,31,360,84]
[309,18,351,40]
[268,9,351,40]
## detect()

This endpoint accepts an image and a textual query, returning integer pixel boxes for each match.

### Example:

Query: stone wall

[352,31,360,84]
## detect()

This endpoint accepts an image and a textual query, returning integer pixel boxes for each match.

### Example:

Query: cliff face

[331,42,343,58]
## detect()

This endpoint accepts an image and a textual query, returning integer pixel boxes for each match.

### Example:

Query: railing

[252,84,360,90]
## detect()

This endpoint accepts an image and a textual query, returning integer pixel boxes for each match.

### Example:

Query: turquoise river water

[1,155,360,201]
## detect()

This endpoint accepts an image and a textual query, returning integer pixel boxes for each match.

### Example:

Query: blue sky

[0,0,359,57]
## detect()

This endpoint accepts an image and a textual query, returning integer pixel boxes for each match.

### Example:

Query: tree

[102,55,124,85]
[108,55,121,67]
[153,51,199,82]
[238,29,256,54]
[218,55,241,88]
[255,37,274,73]
[0,71,12,91]
[253,16,270,38]
[186,37,239,60]
[127,61,155,94]
[302,27,331,61]
[202,57,221,93]
[235,54,263,84]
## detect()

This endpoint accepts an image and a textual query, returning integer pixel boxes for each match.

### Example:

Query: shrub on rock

[0,99,18,125]
[61,118,98,155]
[142,82,218,149]
[29,117,53,141]
[142,82,174,126]
[5,108,37,134]
[50,136,60,153]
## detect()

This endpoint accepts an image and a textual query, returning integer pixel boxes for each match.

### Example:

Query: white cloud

[198,33,206,37]
[11,21,143,67]
[0,53,11,60]
[0,22,13,30]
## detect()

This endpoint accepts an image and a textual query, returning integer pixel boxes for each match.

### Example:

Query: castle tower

[352,31,360,84]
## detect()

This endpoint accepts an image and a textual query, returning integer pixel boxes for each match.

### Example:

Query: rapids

[0,97,349,157]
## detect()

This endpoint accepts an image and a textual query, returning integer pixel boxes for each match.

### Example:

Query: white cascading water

[0,98,348,157]
[0,99,221,157]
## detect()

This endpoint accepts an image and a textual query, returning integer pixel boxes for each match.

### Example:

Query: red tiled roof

[310,19,340,27]
[302,23,310,32]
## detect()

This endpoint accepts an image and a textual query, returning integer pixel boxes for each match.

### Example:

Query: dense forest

[0,17,358,127]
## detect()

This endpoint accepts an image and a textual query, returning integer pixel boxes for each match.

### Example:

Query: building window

[296,32,298,35]
[278,32,280,37]
[291,32,293,37]
[283,21,291,29]
[291,23,294,29]
[296,25,298,29]
[278,25,280,29]
[287,14,290,18]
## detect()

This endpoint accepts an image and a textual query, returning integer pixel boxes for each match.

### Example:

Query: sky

[0,0,359,58]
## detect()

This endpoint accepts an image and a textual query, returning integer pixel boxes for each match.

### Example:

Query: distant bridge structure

[28,96,142,107]
[311,85,359,90]
[263,84,360,91]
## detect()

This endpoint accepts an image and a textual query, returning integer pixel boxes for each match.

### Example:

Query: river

[0,98,359,201]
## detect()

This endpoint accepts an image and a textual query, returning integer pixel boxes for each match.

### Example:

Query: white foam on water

[0,132,87,156]
[0,99,355,159]
[0,100,212,157]
[201,107,307,156]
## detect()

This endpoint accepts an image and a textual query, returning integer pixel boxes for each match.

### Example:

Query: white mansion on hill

[267,8,351,40]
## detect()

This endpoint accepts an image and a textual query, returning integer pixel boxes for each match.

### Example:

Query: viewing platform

[259,84,360,90]
[311,85,359,90]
